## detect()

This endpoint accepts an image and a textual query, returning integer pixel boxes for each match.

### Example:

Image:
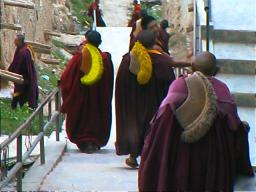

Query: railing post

[16,135,22,191]
[55,89,61,141]
[39,108,45,164]
[204,0,210,51]
[93,9,97,30]
[48,100,52,121]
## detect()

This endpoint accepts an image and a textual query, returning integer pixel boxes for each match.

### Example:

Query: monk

[159,19,171,54]
[115,30,190,168]
[8,34,38,109]
[60,31,114,154]
[88,0,106,27]
[130,15,169,54]
[128,0,142,27]
[129,9,148,50]
[139,52,254,191]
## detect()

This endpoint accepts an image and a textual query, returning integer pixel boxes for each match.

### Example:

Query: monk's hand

[242,121,250,132]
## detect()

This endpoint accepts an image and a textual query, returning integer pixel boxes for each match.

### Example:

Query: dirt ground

[100,0,131,27]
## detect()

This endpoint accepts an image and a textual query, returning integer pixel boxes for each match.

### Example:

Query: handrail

[0,89,58,149]
[0,87,62,191]
[204,0,210,51]
[93,9,97,30]
[193,0,211,54]
[174,67,191,78]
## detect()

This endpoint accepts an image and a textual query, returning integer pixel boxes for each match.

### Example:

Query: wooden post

[40,59,60,65]
[3,0,35,9]
[0,70,24,84]
[25,41,51,50]
[0,23,22,31]
[33,47,51,54]
[44,30,61,37]
[0,69,23,78]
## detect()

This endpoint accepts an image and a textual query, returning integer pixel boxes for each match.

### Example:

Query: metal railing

[175,67,191,78]
[204,0,210,51]
[0,88,62,191]
[193,0,211,54]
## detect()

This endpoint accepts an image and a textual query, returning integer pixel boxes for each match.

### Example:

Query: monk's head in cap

[191,51,217,76]
[137,30,156,49]
[86,31,102,48]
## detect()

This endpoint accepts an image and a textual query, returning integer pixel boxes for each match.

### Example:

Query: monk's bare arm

[165,56,191,68]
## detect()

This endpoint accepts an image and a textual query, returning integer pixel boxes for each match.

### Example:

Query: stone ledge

[201,26,256,43]
[217,59,256,75]
[232,92,256,107]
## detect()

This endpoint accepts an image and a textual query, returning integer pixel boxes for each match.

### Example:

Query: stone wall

[0,0,72,69]
[162,0,194,58]
[162,0,193,32]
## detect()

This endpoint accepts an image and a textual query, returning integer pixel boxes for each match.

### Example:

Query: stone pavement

[39,140,138,191]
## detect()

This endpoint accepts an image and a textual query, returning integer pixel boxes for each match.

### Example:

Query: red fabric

[60,51,114,147]
[139,77,254,191]
[88,2,106,26]
[128,4,141,27]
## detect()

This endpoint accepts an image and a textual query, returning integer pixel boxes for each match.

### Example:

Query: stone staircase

[194,0,256,166]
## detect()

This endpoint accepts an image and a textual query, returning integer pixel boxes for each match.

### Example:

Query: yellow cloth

[27,45,36,62]
[130,42,152,85]
[80,43,104,85]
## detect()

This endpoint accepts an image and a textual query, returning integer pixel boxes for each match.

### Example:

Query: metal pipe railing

[93,9,97,30]
[0,88,62,191]
[204,0,210,51]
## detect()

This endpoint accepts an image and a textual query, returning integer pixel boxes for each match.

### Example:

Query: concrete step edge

[200,26,256,43]
[22,133,67,191]
[217,59,256,75]
[232,92,256,107]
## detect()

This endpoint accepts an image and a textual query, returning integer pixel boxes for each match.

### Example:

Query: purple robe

[115,52,176,157]
[139,76,254,191]
[8,43,38,109]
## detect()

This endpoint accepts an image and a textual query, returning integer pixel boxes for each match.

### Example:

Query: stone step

[232,92,256,107]
[210,0,256,31]
[217,59,256,75]
[210,42,256,61]
[216,74,255,94]
[201,26,256,43]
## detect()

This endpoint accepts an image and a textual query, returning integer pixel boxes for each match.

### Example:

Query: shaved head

[137,30,156,49]
[192,52,217,76]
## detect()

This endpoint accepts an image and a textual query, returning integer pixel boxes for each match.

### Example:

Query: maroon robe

[115,52,176,157]
[8,43,38,109]
[60,50,114,148]
[88,2,106,27]
[139,76,254,191]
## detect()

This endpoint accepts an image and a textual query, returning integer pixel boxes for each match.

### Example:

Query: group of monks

[6,0,254,191]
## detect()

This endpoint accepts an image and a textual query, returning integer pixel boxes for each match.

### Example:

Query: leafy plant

[70,0,93,26]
